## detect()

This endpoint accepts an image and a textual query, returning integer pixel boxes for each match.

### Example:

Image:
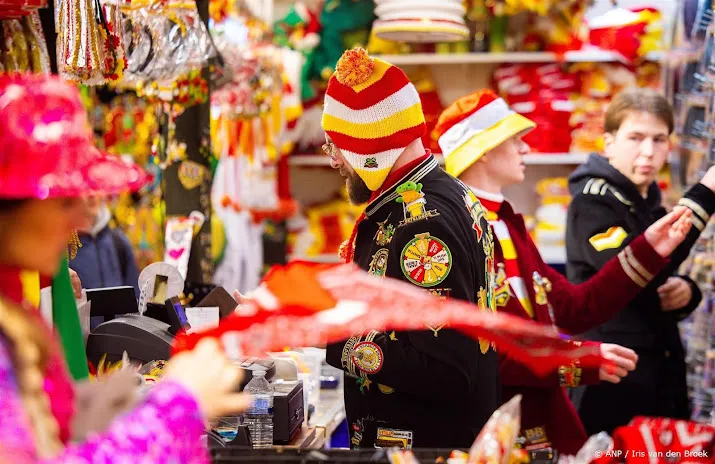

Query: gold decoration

[178,160,206,190]
[477,287,494,354]
[68,230,82,260]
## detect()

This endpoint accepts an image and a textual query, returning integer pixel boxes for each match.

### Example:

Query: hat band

[438,98,513,157]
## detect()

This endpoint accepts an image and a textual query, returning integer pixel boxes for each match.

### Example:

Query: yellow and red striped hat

[434,89,535,178]
[321,48,426,191]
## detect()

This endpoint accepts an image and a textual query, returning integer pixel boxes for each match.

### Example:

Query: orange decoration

[262,263,337,312]
[335,47,374,87]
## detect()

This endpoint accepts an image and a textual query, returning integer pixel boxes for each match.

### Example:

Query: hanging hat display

[433,89,536,178]
[372,0,469,43]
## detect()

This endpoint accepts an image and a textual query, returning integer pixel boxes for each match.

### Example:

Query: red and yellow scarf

[470,187,534,318]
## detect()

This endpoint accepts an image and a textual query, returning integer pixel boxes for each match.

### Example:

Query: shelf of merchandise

[289,153,589,167]
[374,49,664,66]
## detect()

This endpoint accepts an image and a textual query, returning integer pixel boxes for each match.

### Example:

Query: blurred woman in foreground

[0,74,250,462]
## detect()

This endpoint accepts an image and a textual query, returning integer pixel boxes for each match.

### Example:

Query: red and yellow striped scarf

[470,187,534,318]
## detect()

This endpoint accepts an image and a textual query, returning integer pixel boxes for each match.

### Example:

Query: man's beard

[344,170,372,205]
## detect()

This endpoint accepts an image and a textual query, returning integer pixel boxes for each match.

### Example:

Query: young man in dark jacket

[566,88,715,435]
[322,48,499,449]
[71,196,140,297]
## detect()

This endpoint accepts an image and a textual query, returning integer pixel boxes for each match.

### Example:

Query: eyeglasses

[322,141,338,160]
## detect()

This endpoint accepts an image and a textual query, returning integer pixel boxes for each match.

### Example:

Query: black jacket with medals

[565,154,715,433]
[326,154,500,450]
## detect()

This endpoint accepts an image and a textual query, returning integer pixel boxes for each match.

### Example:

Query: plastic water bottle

[243,371,274,448]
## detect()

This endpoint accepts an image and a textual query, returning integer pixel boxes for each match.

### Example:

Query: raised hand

[644,206,692,257]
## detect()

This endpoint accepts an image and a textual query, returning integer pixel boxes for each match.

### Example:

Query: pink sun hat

[0,73,149,200]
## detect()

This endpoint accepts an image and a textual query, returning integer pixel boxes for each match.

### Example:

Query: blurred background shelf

[374,50,664,66]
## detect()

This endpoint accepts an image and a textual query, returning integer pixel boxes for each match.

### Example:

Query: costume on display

[566,154,715,435]
[0,74,209,462]
[435,90,671,455]
[322,48,500,449]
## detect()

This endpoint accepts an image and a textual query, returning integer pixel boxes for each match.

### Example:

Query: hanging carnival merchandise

[211,46,290,217]
[0,0,45,18]
[118,0,215,84]
[209,6,301,293]
[56,0,125,84]
[78,88,164,270]
[0,11,50,73]
[0,10,50,74]
[273,0,322,101]
[163,211,204,280]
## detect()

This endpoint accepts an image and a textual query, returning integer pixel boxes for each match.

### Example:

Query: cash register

[86,263,191,365]
[85,287,181,366]
[83,262,304,445]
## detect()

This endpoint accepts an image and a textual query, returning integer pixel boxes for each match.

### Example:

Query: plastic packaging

[467,394,522,464]
[243,370,274,449]
[557,432,612,464]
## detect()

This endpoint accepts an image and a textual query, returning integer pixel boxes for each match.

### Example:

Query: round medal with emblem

[351,341,384,374]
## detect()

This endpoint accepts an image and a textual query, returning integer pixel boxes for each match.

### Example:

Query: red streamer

[173,261,607,376]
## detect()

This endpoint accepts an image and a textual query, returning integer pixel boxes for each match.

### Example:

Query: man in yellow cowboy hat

[434,89,695,455]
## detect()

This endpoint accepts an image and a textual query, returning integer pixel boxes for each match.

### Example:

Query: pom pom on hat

[335,47,375,86]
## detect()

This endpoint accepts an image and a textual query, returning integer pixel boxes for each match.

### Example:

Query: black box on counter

[272,380,304,445]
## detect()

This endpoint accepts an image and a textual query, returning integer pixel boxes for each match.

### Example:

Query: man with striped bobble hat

[323,48,500,449]
[434,88,697,455]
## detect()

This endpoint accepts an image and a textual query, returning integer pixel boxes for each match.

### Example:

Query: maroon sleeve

[541,234,667,335]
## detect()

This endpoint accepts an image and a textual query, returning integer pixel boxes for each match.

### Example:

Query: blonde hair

[0,297,63,457]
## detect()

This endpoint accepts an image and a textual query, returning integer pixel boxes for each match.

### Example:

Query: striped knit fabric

[322,48,426,191]
[471,187,534,318]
